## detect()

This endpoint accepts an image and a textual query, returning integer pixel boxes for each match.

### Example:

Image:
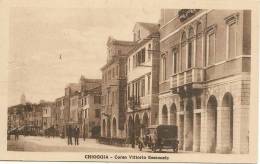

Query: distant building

[126,22,160,139]
[101,37,135,138]
[79,86,102,138]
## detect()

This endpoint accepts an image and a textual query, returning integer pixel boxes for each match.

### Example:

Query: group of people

[67,125,80,145]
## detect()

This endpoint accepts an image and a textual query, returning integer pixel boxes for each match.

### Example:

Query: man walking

[74,126,80,145]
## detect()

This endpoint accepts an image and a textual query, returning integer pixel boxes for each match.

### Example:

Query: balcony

[170,67,204,94]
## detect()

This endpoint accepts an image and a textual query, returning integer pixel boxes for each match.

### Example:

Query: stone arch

[184,98,194,151]
[107,119,111,138]
[162,105,168,125]
[135,114,141,137]
[128,116,133,138]
[207,95,218,153]
[112,117,117,138]
[142,112,149,135]
[170,103,177,125]
[102,119,106,137]
[221,92,234,153]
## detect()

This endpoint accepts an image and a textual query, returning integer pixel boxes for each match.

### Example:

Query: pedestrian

[14,129,19,141]
[74,126,80,145]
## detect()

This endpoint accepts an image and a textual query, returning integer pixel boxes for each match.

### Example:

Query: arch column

[216,106,233,153]
[232,105,249,154]
[183,99,194,151]
[193,111,201,152]
[177,112,184,150]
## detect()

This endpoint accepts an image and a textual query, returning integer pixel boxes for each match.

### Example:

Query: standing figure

[15,129,19,140]
[75,126,80,145]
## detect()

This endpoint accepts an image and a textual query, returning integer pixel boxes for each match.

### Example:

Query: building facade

[80,86,102,138]
[158,9,250,154]
[101,37,135,138]
[125,22,160,140]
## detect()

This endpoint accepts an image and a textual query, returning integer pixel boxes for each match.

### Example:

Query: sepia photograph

[0,0,259,163]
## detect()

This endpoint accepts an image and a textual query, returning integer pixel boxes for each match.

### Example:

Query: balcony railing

[171,67,204,91]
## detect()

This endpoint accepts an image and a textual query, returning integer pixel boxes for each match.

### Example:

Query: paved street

[7,135,154,152]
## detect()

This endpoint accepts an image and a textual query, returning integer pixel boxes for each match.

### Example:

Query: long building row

[8,9,251,154]
[8,76,102,138]
[100,9,251,154]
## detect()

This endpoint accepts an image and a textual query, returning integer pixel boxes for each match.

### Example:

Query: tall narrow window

[181,32,187,71]
[161,54,167,81]
[228,22,236,59]
[147,75,151,95]
[225,13,239,60]
[141,78,145,97]
[206,25,217,66]
[188,27,194,69]
[208,33,215,66]
[141,48,146,63]
[196,22,203,67]
[173,50,178,74]
[148,44,152,61]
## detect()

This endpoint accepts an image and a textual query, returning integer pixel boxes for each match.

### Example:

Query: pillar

[177,113,184,150]
[184,111,193,151]
[216,106,232,153]
[193,112,201,152]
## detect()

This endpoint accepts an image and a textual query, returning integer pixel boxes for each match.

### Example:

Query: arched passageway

[107,119,111,138]
[162,105,168,124]
[207,95,218,153]
[184,98,194,151]
[170,103,177,125]
[112,118,117,138]
[221,92,234,153]
[102,119,106,137]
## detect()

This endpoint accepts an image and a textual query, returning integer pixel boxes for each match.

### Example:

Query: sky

[8,7,160,106]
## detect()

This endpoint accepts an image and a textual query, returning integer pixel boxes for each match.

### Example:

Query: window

[95,109,101,118]
[161,54,167,81]
[147,75,151,95]
[128,85,131,99]
[196,96,201,109]
[207,33,215,65]
[138,30,141,40]
[188,42,193,68]
[141,78,145,97]
[118,50,121,55]
[188,27,194,69]
[141,48,146,63]
[112,68,115,78]
[133,55,136,68]
[94,96,101,104]
[108,70,111,80]
[225,13,239,60]
[116,65,119,77]
[148,44,152,60]
[173,50,178,74]
[128,58,130,72]
[112,92,115,105]
[181,32,187,71]
[228,22,236,59]
[206,25,217,66]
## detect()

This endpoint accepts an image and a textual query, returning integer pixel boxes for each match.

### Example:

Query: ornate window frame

[225,13,239,60]
[206,24,217,66]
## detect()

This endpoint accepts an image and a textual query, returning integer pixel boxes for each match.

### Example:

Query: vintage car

[145,125,179,153]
